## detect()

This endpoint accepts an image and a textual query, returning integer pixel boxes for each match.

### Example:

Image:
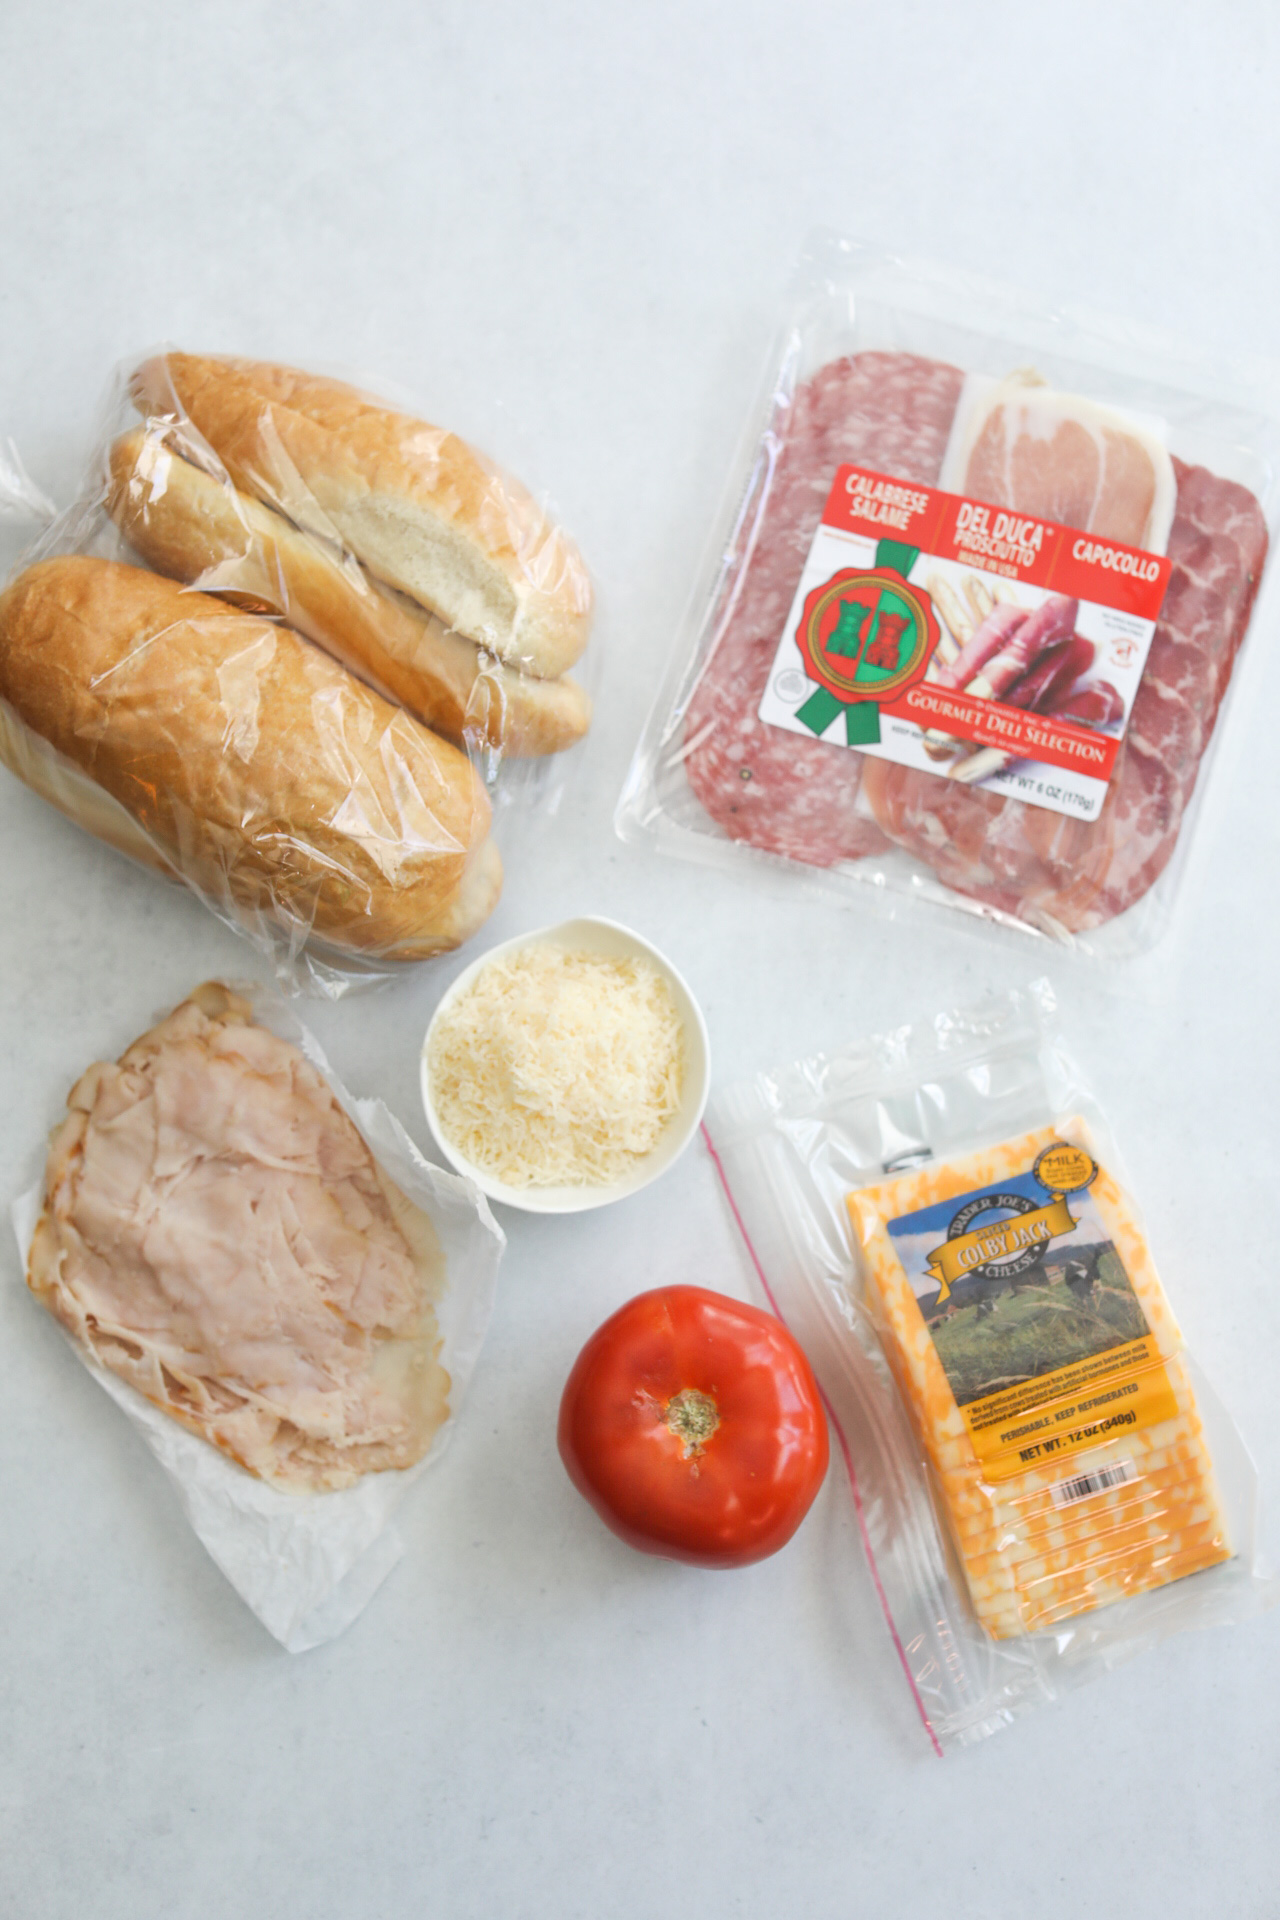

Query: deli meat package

[703,984,1273,1750]
[618,237,1280,954]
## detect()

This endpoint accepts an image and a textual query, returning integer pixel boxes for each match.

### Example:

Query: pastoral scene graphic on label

[890,1136,1151,1413]
[887,1146,1163,1444]
[757,464,1174,824]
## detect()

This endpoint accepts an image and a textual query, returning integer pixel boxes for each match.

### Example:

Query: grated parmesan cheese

[427,944,684,1187]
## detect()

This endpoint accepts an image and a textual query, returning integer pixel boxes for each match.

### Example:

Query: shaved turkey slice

[28,983,450,1492]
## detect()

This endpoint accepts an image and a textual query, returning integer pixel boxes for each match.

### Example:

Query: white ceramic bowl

[420,916,711,1214]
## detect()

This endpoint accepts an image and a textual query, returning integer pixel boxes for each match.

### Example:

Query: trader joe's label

[885,1144,1179,1481]
[757,465,1173,823]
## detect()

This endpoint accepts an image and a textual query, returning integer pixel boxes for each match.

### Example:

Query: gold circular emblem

[1033,1143,1097,1195]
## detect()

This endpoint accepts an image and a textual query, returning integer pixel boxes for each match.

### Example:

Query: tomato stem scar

[664,1387,720,1457]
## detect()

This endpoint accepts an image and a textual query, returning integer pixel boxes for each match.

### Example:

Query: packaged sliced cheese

[848,1117,1231,1639]
[704,982,1272,1751]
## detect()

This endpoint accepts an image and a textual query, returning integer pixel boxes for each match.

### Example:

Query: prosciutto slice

[1005,635,1095,714]
[936,602,1027,689]
[27,983,450,1492]
[947,377,1177,552]
[964,596,1078,702]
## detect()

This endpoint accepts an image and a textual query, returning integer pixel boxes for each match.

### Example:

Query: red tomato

[557,1285,829,1568]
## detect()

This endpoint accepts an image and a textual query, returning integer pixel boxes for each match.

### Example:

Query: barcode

[1050,1459,1136,1508]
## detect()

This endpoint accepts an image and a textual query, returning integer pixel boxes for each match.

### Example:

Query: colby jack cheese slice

[977,1530,1230,1635]
[946,1434,1212,1550]
[848,1119,1229,1640]
[951,1457,1216,1560]
[951,1451,1216,1552]
[963,1509,1223,1589]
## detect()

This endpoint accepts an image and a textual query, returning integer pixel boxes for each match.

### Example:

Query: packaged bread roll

[0,556,501,960]
[105,427,592,757]
[132,353,593,678]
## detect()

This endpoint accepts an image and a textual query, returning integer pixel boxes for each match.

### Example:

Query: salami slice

[683,353,964,867]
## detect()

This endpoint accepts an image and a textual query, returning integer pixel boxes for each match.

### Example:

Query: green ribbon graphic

[875,539,922,578]
[795,538,921,745]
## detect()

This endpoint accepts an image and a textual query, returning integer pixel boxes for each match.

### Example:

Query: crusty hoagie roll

[131,354,593,679]
[105,429,592,757]
[0,557,501,959]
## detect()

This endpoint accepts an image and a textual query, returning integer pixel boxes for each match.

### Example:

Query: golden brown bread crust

[0,691,174,876]
[133,353,593,678]
[0,557,501,959]
[105,429,591,757]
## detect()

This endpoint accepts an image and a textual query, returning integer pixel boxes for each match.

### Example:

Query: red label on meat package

[756,464,1173,826]
[826,468,1171,621]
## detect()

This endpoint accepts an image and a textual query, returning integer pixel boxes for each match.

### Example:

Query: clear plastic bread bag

[0,351,598,995]
[617,233,1280,958]
[701,983,1273,1750]
[10,981,505,1651]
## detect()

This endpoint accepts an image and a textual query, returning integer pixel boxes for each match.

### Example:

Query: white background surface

[3,3,1279,1914]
